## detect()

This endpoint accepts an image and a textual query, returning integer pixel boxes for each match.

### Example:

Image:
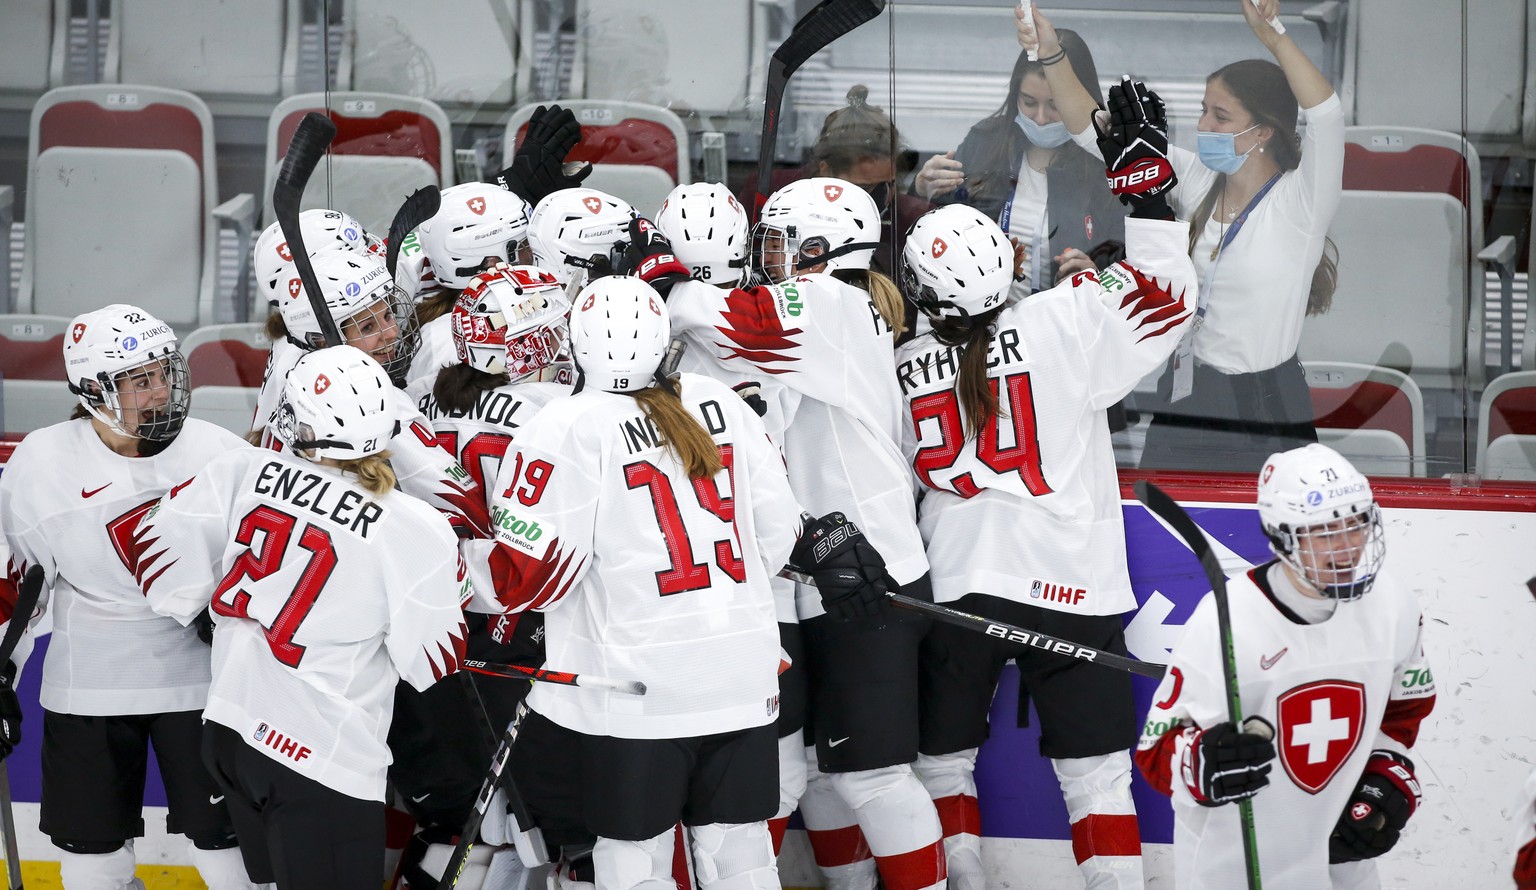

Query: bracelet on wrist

[1039,48,1067,66]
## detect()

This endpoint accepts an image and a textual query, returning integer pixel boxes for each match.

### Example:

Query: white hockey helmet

[452,264,571,382]
[277,250,421,384]
[528,188,635,286]
[271,345,400,461]
[901,205,1014,321]
[568,276,669,393]
[1257,443,1385,601]
[753,177,881,284]
[416,183,533,291]
[253,209,381,307]
[653,183,750,287]
[63,304,190,442]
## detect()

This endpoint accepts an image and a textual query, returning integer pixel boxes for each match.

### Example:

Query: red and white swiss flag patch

[467,197,486,216]
[1277,680,1366,794]
[932,238,948,259]
[583,196,603,214]
[823,184,843,202]
[72,323,86,343]
[277,242,292,261]
[288,278,303,299]
[314,374,331,394]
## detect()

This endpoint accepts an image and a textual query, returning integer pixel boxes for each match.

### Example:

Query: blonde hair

[631,378,722,481]
[335,450,398,497]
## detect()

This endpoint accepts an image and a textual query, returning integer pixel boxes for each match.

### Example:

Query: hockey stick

[1134,482,1262,890]
[779,567,1166,679]
[385,185,441,279]
[0,566,42,890]
[272,111,343,348]
[754,0,887,215]
[461,660,647,696]
[438,701,543,889]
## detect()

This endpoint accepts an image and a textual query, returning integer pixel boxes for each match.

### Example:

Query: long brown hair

[415,288,459,325]
[931,308,1004,439]
[1188,60,1338,313]
[432,362,508,414]
[630,375,722,481]
[335,451,397,497]
[835,269,907,337]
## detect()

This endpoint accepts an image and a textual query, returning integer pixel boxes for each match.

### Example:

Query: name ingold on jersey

[254,460,384,538]
[895,328,1024,392]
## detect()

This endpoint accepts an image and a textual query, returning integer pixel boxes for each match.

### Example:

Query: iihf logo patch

[932,238,948,258]
[253,722,268,742]
[823,184,844,202]
[583,196,603,214]
[467,197,486,216]
[1030,579,1043,598]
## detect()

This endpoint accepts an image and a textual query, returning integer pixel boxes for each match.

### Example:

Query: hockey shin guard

[189,843,270,889]
[799,753,877,890]
[824,765,946,890]
[689,822,778,890]
[593,831,675,890]
[915,749,982,890]
[1051,752,1143,890]
[769,732,809,856]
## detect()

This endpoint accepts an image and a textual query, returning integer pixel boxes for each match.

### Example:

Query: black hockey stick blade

[438,703,546,889]
[0,566,43,670]
[1134,481,1262,890]
[1527,576,1536,601]
[385,185,441,279]
[272,111,342,348]
[0,765,18,890]
[755,0,886,208]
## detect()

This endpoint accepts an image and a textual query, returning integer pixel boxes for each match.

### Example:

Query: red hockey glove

[789,512,892,623]
[1329,751,1421,863]
[621,218,691,299]
[1095,77,1176,220]
[1181,717,1276,806]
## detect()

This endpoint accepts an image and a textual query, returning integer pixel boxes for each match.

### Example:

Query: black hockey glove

[0,662,21,762]
[497,104,592,205]
[1329,751,1421,863]
[789,512,892,623]
[1095,77,1176,220]
[732,382,768,418]
[193,607,216,647]
[1181,717,1276,806]
[619,218,692,299]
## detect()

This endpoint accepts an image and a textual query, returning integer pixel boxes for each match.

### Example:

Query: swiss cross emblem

[1276,680,1366,794]
[314,374,331,395]
[467,197,486,216]
[823,184,843,202]
[1351,801,1372,820]
[72,322,86,343]
[288,278,302,299]
[932,238,948,258]
[277,241,292,261]
[1261,464,1275,483]
[583,196,603,214]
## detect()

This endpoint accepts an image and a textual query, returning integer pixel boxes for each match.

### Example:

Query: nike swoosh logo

[411,792,431,803]
[828,737,850,748]
[1260,648,1289,671]
[209,795,225,805]
[81,483,112,498]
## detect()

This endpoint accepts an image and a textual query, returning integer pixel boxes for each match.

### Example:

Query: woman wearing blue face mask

[1029,0,1342,473]
[913,24,1127,298]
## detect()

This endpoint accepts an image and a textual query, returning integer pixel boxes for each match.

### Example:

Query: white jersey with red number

[416,378,570,613]
[895,217,1197,616]
[486,372,801,739]
[254,339,490,538]
[137,447,470,802]
[668,275,927,602]
[1135,564,1436,890]
[0,418,245,715]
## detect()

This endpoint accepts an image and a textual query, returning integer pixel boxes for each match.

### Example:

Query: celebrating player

[1136,444,1436,888]
[486,276,801,890]
[138,346,470,889]
[0,305,261,888]
[896,76,1196,890]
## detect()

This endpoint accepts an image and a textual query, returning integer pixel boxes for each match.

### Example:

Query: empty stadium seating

[183,322,271,436]
[338,0,519,120]
[1305,361,1426,477]
[504,100,690,215]
[1477,371,1536,481]
[0,314,74,436]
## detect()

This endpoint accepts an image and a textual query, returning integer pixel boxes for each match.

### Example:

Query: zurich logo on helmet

[121,336,139,351]
[345,282,361,297]
[1307,490,1323,506]
[343,227,359,241]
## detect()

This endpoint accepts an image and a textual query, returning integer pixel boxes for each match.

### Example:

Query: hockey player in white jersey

[1136,444,1437,889]
[654,181,807,856]
[252,208,382,310]
[137,345,470,888]
[896,79,1196,890]
[0,305,263,889]
[405,183,535,389]
[486,276,801,890]
[667,177,946,890]
[527,187,636,288]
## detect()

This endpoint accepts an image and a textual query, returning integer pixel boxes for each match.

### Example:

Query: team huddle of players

[0,90,1440,890]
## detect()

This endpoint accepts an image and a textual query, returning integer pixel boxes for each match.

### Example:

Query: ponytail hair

[931,307,1004,439]
[834,268,907,337]
[415,288,458,325]
[265,310,288,341]
[336,451,398,498]
[433,362,509,414]
[630,375,723,481]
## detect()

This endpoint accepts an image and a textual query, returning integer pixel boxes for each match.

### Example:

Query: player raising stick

[1136,444,1436,888]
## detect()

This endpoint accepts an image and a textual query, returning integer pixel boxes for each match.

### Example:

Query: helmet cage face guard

[78,350,192,442]
[750,222,878,284]
[326,283,421,385]
[1269,504,1386,601]
[453,266,570,380]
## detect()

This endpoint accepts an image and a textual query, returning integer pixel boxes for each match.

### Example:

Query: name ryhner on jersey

[895,327,1025,392]
[253,459,385,538]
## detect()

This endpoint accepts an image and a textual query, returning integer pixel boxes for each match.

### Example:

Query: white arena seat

[1477,371,1536,482]
[1305,361,1426,477]
[0,0,57,111]
[0,314,74,437]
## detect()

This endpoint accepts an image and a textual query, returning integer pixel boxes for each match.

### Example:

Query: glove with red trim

[1095,76,1176,219]
[1181,717,1276,806]
[1329,751,1422,862]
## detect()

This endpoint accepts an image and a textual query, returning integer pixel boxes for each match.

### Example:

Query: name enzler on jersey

[896,327,1025,391]
[254,459,385,538]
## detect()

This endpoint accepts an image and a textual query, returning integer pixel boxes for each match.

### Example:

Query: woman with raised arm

[1027,0,1343,473]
